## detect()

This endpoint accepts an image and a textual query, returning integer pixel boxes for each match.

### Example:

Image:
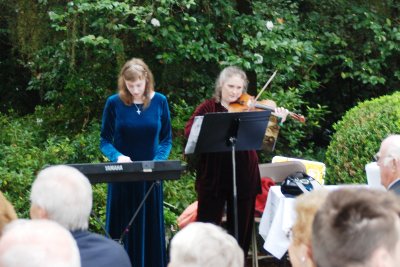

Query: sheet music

[184,116,204,154]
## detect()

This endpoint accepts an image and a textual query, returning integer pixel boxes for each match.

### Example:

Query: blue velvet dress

[100,92,172,267]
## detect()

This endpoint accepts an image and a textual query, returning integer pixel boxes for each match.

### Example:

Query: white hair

[169,222,244,267]
[0,219,81,267]
[382,135,400,166]
[30,165,92,231]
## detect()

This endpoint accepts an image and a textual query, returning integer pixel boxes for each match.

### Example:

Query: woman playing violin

[184,66,288,256]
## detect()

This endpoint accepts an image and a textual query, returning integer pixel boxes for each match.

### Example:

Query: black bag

[281,172,321,196]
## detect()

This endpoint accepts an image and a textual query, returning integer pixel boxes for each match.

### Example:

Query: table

[258,186,295,259]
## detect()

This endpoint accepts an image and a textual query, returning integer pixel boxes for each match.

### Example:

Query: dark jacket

[388,179,400,196]
[71,230,131,267]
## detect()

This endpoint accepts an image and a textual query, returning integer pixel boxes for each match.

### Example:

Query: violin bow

[254,70,306,123]
[254,70,278,102]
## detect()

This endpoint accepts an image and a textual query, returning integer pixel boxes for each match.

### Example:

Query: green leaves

[0,110,103,219]
[2,0,400,231]
[80,35,110,46]
[325,92,400,185]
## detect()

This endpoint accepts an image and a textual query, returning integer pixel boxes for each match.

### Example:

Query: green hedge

[325,91,400,184]
[0,111,107,231]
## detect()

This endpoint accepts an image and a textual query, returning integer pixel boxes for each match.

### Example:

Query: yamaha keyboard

[67,160,185,184]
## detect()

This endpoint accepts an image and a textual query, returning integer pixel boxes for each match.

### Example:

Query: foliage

[163,98,196,229]
[0,109,106,232]
[1,0,399,136]
[299,0,400,127]
[325,92,400,185]
[1,0,329,153]
[1,0,400,236]
[0,103,198,233]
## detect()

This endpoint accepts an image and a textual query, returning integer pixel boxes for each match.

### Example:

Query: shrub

[0,103,197,235]
[163,98,197,231]
[325,91,400,185]
[0,110,106,230]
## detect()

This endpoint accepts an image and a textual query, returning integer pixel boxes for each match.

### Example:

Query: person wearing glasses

[375,134,400,195]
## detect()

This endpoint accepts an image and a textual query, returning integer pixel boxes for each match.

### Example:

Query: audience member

[376,134,400,195]
[0,219,80,267]
[288,189,329,267]
[30,165,131,267]
[168,222,243,267]
[312,188,400,267]
[0,191,17,235]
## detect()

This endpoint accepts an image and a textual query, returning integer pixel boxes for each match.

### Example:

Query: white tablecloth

[258,186,295,259]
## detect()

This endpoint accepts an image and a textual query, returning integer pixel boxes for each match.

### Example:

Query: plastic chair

[251,161,306,267]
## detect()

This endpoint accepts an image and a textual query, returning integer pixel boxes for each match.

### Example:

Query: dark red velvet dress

[185,98,261,255]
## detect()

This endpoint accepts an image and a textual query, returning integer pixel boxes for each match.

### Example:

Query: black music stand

[185,110,270,240]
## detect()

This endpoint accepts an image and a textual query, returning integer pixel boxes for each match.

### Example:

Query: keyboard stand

[117,180,160,244]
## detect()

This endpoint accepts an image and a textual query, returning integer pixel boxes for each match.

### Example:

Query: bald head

[377,135,400,188]
[0,219,81,267]
[30,165,92,231]
[169,222,244,267]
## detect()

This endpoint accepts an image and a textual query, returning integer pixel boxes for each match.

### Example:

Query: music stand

[185,110,271,240]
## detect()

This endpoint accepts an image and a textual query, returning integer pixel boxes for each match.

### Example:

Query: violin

[228,93,306,123]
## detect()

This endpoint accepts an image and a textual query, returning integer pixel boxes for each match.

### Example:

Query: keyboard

[66,160,185,184]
